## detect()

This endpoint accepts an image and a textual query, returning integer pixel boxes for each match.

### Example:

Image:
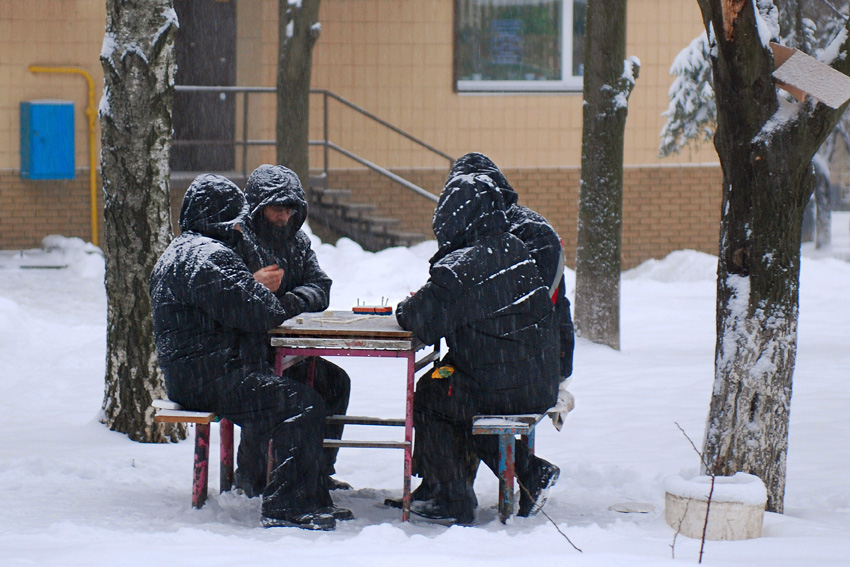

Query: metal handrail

[311,88,455,169]
[311,140,438,202]
[172,85,450,203]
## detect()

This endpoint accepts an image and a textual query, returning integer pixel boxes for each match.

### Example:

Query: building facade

[1,0,722,268]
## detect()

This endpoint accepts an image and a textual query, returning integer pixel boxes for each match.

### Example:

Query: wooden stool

[153,399,234,508]
[472,413,546,523]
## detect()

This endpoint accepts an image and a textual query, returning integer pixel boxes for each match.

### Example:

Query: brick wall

[2,165,722,271]
[0,169,103,250]
[325,164,722,270]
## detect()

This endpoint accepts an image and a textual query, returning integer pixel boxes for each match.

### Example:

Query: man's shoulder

[293,229,313,248]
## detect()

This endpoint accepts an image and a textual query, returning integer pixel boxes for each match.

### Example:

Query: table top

[271,310,412,339]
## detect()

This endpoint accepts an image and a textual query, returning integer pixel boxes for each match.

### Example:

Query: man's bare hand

[253,264,284,292]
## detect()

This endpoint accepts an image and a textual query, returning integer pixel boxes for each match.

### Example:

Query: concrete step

[306,182,426,251]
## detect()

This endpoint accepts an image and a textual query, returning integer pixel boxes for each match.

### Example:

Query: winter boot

[518,458,560,517]
[384,477,436,509]
[326,476,353,491]
[234,469,265,499]
[319,505,355,521]
[261,510,336,531]
[409,480,476,525]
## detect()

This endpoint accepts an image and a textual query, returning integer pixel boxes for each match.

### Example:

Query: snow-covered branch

[659,32,716,157]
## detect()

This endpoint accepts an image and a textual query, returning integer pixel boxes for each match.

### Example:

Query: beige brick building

[1,0,722,269]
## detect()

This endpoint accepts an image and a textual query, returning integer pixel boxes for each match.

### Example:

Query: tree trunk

[815,172,831,249]
[573,0,638,350]
[698,0,850,512]
[100,0,184,443]
[277,0,321,185]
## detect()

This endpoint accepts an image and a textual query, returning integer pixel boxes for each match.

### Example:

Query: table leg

[274,349,283,375]
[307,357,316,388]
[402,351,414,521]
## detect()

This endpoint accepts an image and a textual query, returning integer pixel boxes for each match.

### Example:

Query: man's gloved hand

[282,292,306,318]
[548,377,575,431]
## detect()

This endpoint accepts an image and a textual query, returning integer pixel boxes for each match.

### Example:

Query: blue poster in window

[491,19,523,66]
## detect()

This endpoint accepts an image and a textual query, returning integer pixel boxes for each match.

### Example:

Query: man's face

[263,205,295,227]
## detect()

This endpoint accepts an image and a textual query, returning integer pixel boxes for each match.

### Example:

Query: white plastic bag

[548,377,575,431]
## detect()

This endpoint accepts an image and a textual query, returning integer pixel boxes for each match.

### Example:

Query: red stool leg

[498,434,516,523]
[266,438,274,485]
[219,419,234,493]
[192,423,211,508]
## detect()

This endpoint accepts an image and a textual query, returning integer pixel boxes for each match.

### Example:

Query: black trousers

[412,372,550,495]
[236,357,350,500]
[184,368,328,518]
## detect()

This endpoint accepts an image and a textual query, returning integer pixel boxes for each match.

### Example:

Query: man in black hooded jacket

[449,152,575,381]
[395,168,562,524]
[390,153,576,518]
[235,164,352,498]
[150,174,347,530]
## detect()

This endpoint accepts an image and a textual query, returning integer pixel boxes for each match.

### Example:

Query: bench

[472,413,547,523]
[153,399,234,508]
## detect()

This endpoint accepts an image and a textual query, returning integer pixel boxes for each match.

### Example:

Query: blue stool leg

[522,428,536,455]
[498,434,516,523]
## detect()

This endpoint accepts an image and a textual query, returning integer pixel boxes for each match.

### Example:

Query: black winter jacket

[238,164,331,316]
[150,174,294,407]
[449,153,575,378]
[396,171,560,408]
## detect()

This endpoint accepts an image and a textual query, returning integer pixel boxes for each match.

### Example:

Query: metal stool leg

[192,423,211,508]
[497,433,516,523]
[521,428,536,455]
[219,419,234,493]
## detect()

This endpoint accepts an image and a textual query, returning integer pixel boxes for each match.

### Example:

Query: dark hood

[432,171,509,254]
[178,174,246,244]
[449,152,518,208]
[244,164,308,242]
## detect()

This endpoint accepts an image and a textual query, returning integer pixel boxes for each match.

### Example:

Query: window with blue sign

[455,0,586,92]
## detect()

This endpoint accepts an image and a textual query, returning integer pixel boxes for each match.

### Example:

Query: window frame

[453,0,584,94]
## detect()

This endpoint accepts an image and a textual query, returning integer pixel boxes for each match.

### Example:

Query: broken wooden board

[771,42,850,108]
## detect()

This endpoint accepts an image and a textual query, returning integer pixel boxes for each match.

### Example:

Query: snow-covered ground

[1,214,848,566]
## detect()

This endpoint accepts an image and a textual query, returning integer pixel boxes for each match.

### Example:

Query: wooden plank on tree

[771,42,850,108]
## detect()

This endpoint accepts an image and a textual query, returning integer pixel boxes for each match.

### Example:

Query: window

[454,0,586,93]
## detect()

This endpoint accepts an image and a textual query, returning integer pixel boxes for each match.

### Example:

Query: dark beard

[254,217,292,247]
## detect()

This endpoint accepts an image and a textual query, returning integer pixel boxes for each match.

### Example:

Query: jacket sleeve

[396,281,452,346]
[395,261,488,345]
[284,232,331,314]
[555,277,575,378]
[187,246,293,333]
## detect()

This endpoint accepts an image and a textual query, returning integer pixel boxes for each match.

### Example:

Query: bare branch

[674,422,719,564]
[517,481,583,552]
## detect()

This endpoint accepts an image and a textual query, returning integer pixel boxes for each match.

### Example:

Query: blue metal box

[20,100,75,180]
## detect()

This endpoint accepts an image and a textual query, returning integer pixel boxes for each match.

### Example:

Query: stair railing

[173,85,450,203]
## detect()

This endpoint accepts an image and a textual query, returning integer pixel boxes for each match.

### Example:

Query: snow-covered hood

[244,164,308,240]
[449,152,518,208]
[178,174,247,242]
[432,171,509,253]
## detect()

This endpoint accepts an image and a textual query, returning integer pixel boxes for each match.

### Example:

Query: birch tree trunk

[697,0,850,512]
[100,0,183,443]
[573,0,639,350]
[277,0,322,185]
